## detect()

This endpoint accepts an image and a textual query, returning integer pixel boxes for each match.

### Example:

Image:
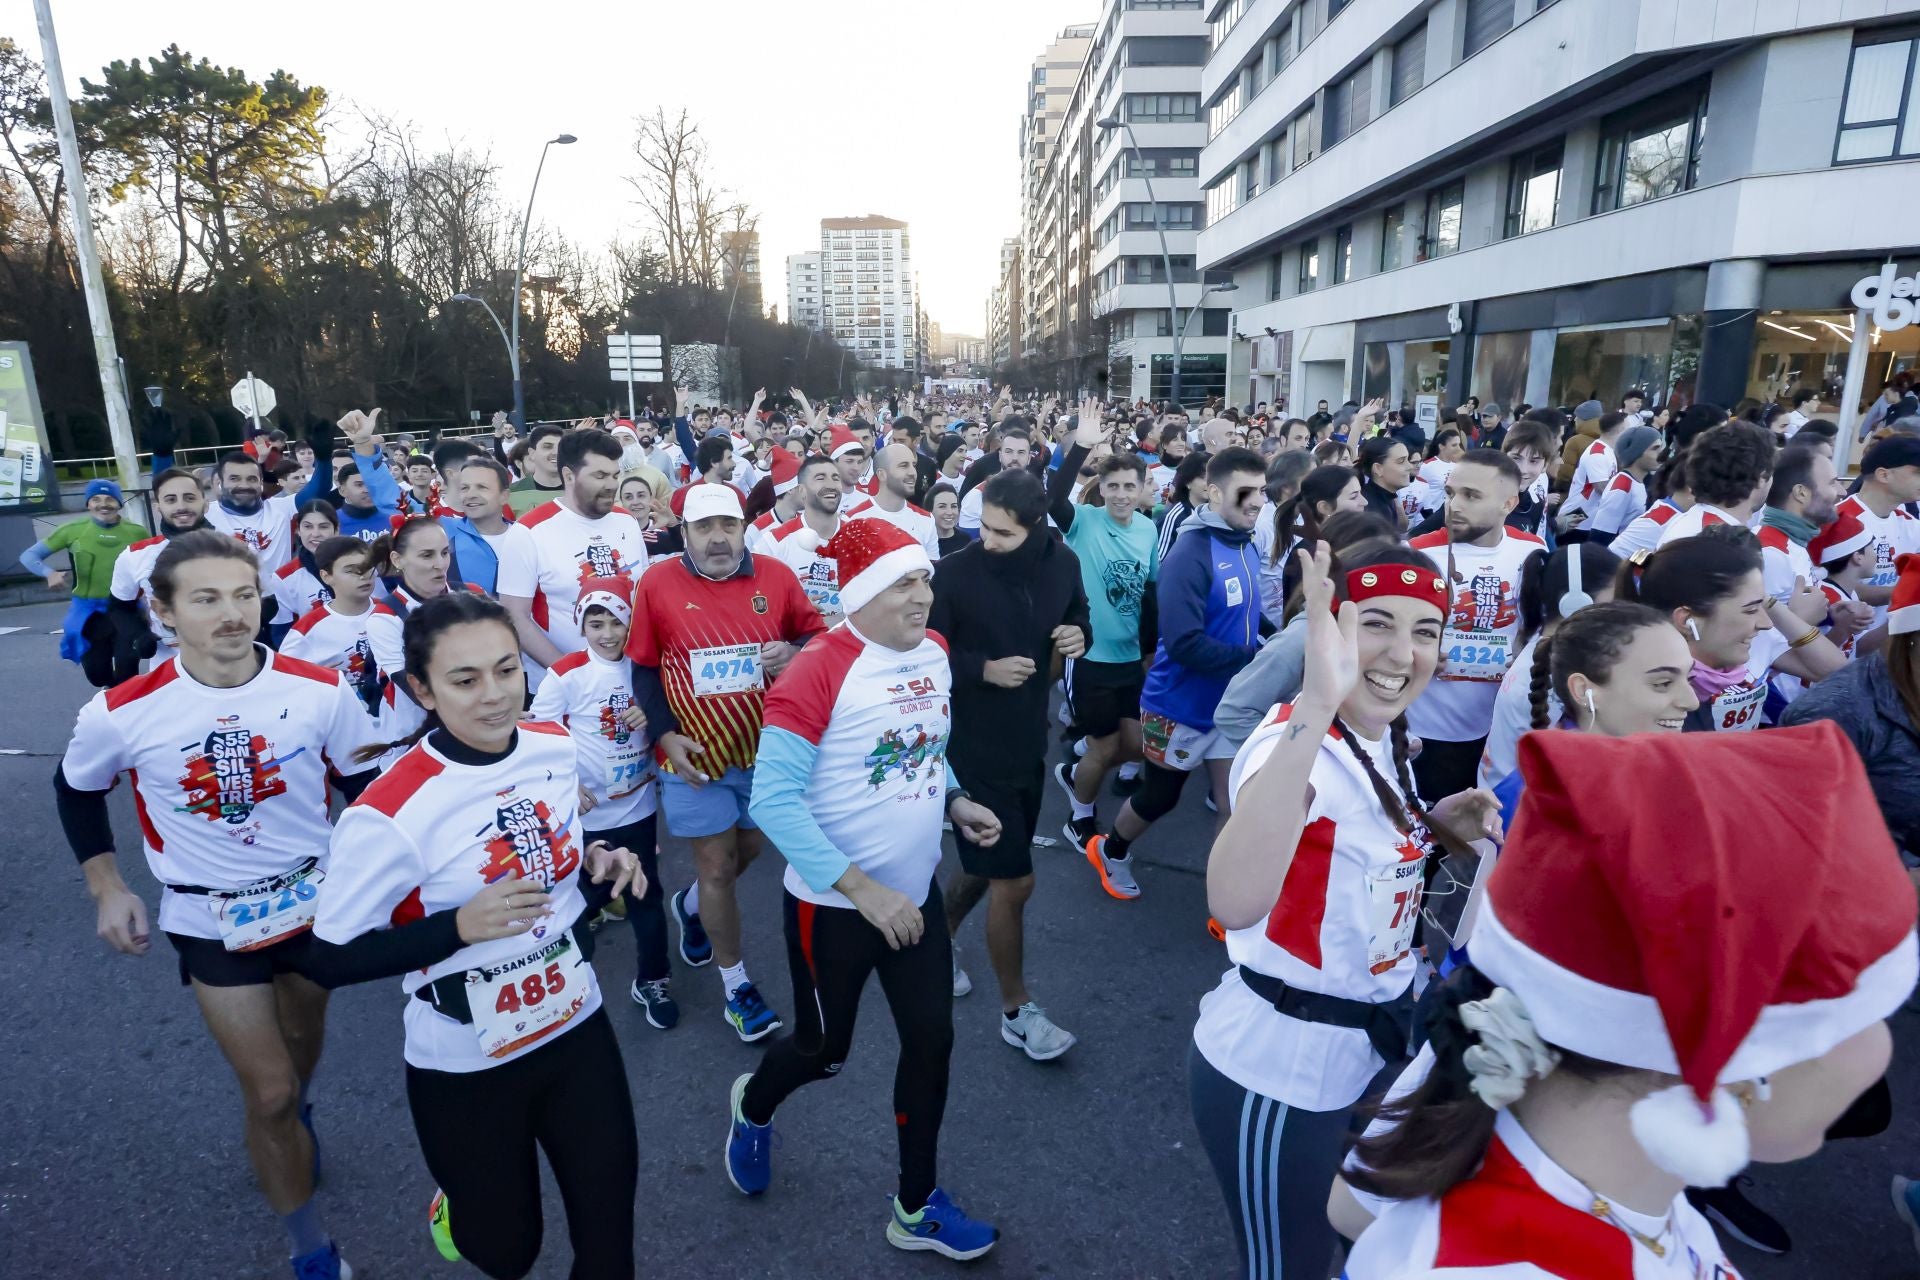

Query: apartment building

[1196,0,1920,448]
[818,216,920,373]
[721,228,762,313]
[786,251,823,331]
[1020,24,1098,361]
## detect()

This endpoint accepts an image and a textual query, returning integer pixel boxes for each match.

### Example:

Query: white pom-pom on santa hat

[1628,1084,1750,1188]
[823,518,931,616]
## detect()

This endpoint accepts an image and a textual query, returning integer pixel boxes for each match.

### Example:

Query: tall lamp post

[510,133,576,431]
[1094,114,1180,407]
[1178,281,1239,412]
[448,293,514,418]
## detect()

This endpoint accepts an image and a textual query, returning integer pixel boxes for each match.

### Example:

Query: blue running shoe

[672,887,712,967]
[886,1187,998,1261]
[289,1241,351,1279]
[630,977,680,1030]
[299,1102,321,1186]
[724,981,782,1042]
[725,1073,773,1196]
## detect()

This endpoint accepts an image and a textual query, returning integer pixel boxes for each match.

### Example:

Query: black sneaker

[1051,761,1080,805]
[1062,814,1097,847]
[1111,768,1142,798]
[1686,1178,1790,1255]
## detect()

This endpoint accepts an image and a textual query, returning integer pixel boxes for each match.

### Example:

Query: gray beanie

[1614,425,1662,469]
[1574,399,1605,423]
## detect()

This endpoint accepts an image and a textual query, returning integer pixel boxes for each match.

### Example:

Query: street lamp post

[448,293,515,417]
[1178,281,1239,412]
[1095,115,1180,408]
[509,133,576,432]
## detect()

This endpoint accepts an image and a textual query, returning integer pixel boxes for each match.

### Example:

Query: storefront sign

[1415,395,1440,429]
[0,342,57,512]
[1851,265,1917,332]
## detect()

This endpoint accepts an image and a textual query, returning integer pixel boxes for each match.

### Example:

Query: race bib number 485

[466,931,594,1059]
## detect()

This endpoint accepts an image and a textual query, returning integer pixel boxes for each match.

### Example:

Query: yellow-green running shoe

[428,1189,461,1263]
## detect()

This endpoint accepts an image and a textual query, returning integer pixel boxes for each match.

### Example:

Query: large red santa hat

[1472,724,1916,1187]
[826,425,865,460]
[1807,507,1873,568]
[823,518,931,615]
[768,447,801,496]
[1889,552,1920,636]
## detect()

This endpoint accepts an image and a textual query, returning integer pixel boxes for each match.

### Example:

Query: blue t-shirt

[1063,506,1160,665]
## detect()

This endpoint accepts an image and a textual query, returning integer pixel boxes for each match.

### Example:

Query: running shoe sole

[724,1074,768,1197]
[672,889,712,967]
[725,1006,782,1043]
[1893,1176,1920,1260]
[1001,1020,1077,1062]
[886,1220,997,1261]
[1082,836,1141,900]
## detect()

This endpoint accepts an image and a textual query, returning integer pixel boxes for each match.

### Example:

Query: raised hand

[1297,541,1360,715]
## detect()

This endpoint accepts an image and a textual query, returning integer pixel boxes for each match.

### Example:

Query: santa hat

[1472,725,1916,1187]
[609,419,638,441]
[827,425,865,460]
[823,518,931,615]
[768,447,801,496]
[1808,509,1873,569]
[573,576,633,628]
[1889,553,1920,636]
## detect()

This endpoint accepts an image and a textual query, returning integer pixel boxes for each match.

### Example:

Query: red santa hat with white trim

[1470,724,1917,1187]
[768,447,801,496]
[1888,552,1920,635]
[826,425,865,461]
[822,518,931,616]
[573,576,633,629]
[1808,508,1874,570]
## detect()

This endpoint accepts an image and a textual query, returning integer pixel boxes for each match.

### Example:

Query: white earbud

[1686,619,1701,641]
[1585,689,1598,718]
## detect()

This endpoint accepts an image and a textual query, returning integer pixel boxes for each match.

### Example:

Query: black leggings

[588,813,667,984]
[741,889,954,1210]
[406,1008,638,1280]
[1129,758,1194,825]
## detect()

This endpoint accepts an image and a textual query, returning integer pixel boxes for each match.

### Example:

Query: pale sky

[8,0,1098,339]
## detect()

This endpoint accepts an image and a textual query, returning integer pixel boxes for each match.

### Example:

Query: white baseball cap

[681,482,744,524]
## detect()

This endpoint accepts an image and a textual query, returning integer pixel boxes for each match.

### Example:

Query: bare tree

[626,106,752,290]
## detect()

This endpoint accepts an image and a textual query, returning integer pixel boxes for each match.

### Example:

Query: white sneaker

[1001,1002,1077,1061]
[952,954,972,998]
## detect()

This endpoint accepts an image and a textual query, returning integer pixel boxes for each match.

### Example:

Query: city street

[0,599,1915,1278]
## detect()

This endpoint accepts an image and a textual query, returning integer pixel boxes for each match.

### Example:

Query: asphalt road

[2,596,1917,1279]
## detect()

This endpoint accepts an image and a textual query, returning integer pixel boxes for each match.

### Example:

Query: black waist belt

[167,857,320,898]
[414,922,597,1024]
[1236,965,1413,1064]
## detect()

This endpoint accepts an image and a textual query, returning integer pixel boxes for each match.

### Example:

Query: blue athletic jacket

[1139,508,1261,732]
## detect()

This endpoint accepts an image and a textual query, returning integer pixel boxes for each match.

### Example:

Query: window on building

[1421,181,1464,260]
[1124,35,1208,66]
[1238,156,1260,204]
[1209,0,1246,49]
[1390,24,1426,107]
[1201,309,1231,337]
[1206,181,1236,227]
[1381,204,1406,271]
[1129,201,1202,230]
[1835,36,1920,162]
[1463,0,1515,58]
[1298,239,1320,292]
[1266,26,1291,80]
[1267,137,1287,186]
[1269,253,1286,301]
[1592,80,1710,212]
[1504,140,1563,237]
[1333,224,1353,283]
[1328,0,1353,18]
[1128,93,1201,123]
[1129,0,1202,7]
[1291,105,1316,168]
[1209,78,1246,137]
[1323,61,1374,148]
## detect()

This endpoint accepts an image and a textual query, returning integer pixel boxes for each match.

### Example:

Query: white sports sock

[1118,761,1142,781]
[1071,796,1096,820]
[1073,736,1089,758]
[682,879,701,917]
[720,961,750,997]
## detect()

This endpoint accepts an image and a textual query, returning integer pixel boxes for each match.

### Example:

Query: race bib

[1442,629,1511,682]
[466,930,594,1059]
[1364,858,1423,976]
[604,749,651,798]
[1712,677,1767,732]
[212,863,322,953]
[689,643,763,697]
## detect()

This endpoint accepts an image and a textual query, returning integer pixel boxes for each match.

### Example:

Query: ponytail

[1528,633,1555,730]
[352,708,439,766]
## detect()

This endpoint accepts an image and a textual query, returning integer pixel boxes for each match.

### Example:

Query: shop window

[1748,311,1919,408]
[1470,331,1533,412]
[1504,141,1563,238]
[1381,204,1406,272]
[1592,81,1709,214]
[1834,36,1920,162]
[1420,181,1464,260]
[1547,320,1689,409]
[1151,353,1228,403]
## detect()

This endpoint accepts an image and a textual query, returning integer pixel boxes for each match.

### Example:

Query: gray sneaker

[1001,1002,1077,1061]
[952,952,973,998]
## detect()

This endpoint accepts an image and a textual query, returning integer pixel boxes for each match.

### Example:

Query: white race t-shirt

[1758,525,1813,604]
[1588,471,1647,537]
[761,623,952,910]
[527,649,657,830]
[205,492,299,575]
[1477,634,1563,791]
[272,558,331,624]
[1836,493,1920,624]
[1195,703,1428,1111]
[314,722,601,1073]
[507,500,645,658]
[844,497,941,561]
[1607,499,1683,560]
[1408,529,1546,745]
[760,514,844,620]
[281,601,389,725]
[1560,438,1617,524]
[61,648,380,940]
[1656,501,1744,548]
[110,534,177,654]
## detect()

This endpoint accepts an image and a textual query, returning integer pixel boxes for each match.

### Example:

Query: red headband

[1344,565,1448,615]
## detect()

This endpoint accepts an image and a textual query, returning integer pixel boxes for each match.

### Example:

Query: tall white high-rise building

[787,252,823,331]
[819,215,919,373]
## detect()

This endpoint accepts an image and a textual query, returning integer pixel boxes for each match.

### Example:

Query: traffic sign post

[230,372,276,435]
[608,334,663,418]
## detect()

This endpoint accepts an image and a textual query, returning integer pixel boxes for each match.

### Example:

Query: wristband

[1788,626,1822,649]
[944,788,971,814]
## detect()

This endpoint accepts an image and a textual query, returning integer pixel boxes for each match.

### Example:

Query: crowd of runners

[31,377,1920,1278]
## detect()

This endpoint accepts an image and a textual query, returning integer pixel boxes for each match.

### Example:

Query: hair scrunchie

[1460,987,1561,1109]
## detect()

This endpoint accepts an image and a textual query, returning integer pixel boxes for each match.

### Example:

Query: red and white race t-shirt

[1588,471,1646,537]
[110,534,177,655]
[836,472,882,513]
[1821,581,1862,661]
[1345,1110,1735,1280]
[843,497,942,561]
[314,723,599,1073]
[365,583,489,759]
[273,559,331,624]
[205,492,299,574]
[1835,493,1920,623]
[504,500,645,659]
[1607,500,1683,559]
[1197,703,1429,1111]
[527,649,656,830]
[1656,501,1744,548]
[761,623,952,910]
[1694,626,1790,733]
[61,648,381,940]
[1560,438,1617,523]
[1408,529,1545,744]
[281,602,390,724]
[761,514,844,620]
[1757,524,1813,603]
[744,507,789,555]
